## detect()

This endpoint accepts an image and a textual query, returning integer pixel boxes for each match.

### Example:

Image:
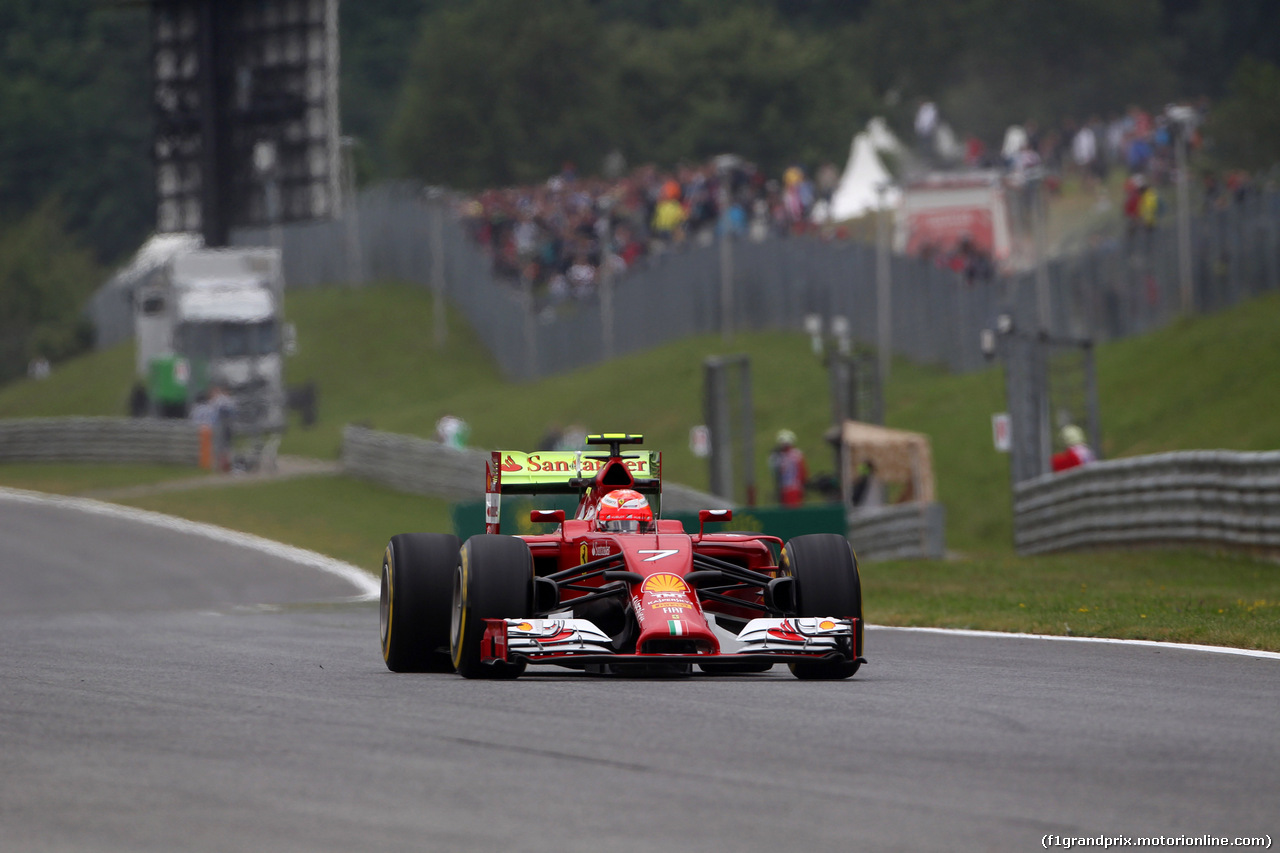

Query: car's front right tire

[451,535,533,679]
[381,533,459,672]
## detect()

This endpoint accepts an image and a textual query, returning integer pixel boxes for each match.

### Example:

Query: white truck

[132,245,292,437]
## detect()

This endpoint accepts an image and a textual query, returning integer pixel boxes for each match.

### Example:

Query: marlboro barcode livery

[380,434,865,679]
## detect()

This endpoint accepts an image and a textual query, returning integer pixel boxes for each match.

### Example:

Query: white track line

[869,625,1280,660]
[0,486,379,600]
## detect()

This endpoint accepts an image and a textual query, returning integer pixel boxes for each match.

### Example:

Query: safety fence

[0,417,200,466]
[88,181,1280,384]
[228,181,1279,382]
[847,502,948,561]
[1013,450,1280,555]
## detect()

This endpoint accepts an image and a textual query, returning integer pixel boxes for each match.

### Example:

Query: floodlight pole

[1032,172,1052,332]
[1175,127,1194,314]
[196,0,228,247]
[428,187,446,348]
[875,183,891,385]
[600,220,615,359]
[341,137,363,286]
[719,225,734,342]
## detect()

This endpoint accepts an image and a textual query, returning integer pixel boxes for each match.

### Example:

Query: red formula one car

[379,434,864,679]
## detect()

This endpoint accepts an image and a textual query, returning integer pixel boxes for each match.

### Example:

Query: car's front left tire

[780,533,863,680]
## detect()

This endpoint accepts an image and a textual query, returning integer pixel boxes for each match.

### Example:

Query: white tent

[823,119,903,222]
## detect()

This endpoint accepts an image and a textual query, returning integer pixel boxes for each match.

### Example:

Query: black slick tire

[451,534,533,679]
[381,532,460,672]
[781,533,863,680]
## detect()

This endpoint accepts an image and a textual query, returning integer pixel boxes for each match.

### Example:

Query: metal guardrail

[0,417,200,465]
[340,425,488,502]
[847,502,947,561]
[1013,450,1280,555]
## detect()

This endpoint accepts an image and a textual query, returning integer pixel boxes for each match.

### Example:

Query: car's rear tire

[781,533,863,680]
[381,533,460,672]
[451,534,533,679]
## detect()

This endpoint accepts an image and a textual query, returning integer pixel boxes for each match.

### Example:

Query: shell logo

[819,620,837,630]
[516,622,534,632]
[642,573,689,594]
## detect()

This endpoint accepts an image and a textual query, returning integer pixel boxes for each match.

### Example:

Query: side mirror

[697,508,732,538]
[530,509,565,524]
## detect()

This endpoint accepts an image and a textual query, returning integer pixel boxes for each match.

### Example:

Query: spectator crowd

[458,154,839,310]
[459,95,1259,307]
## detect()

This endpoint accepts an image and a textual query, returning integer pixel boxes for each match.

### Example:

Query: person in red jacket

[769,429,809,506]
[1052,425,1096,472]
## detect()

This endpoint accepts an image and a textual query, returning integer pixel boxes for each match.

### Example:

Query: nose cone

[633,571,719,654]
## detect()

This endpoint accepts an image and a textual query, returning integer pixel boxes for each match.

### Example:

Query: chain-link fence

[89,181,1280,385]
[231,183,1008,380]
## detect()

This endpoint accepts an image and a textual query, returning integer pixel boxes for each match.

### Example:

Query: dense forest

[1,0,1279,382]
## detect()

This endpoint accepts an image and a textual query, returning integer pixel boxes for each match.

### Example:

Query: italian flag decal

[667,620,686,636]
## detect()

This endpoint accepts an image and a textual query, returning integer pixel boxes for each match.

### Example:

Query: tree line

[1,0,1278,384]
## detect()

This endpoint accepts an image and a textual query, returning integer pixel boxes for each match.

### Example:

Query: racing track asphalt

[2,490,1277,852]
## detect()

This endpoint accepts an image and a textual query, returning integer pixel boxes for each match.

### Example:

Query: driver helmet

[1061,425,1086,447]
[596,489,654,534]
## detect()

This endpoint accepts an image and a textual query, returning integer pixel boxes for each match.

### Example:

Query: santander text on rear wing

[484,434,662,533]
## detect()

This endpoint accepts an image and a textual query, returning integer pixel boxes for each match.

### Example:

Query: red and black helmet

[596,489,653,534]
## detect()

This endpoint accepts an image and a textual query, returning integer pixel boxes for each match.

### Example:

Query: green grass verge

[865,550,1280,651]
[0,463,212,494]
[114,474,456,573]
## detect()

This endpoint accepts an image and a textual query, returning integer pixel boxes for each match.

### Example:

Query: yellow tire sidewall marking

[381,544,394,660]
[451,545,470,669]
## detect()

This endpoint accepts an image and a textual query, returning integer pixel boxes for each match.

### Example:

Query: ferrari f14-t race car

[379,434,865,679]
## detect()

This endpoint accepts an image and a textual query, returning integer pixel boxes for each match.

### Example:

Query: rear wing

[485,435,662,533]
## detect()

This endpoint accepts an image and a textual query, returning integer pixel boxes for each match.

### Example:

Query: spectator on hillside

[1071,121,1099,189]
[1001,124,1028,167]
[1123,173,1148,246]
[435,414,470,449]
[769,429,809,507]
[1051,425,1095,472]
[914,99,939,162]
[948,233,993,286]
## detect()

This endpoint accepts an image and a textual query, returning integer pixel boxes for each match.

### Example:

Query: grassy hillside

[4,284,1280,558]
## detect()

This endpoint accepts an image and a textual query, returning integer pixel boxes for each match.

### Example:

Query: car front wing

[479,616,860,667]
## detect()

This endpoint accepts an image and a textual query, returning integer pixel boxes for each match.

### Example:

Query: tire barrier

[846,502,948,561]
[1014,450,1280,555]
[0,417,200,465]
[340,425,488,502]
